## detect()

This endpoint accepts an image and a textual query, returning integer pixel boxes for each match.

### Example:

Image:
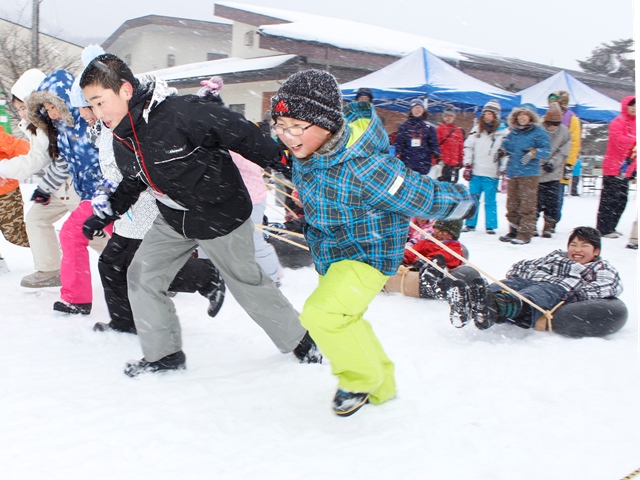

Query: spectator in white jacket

[461,100,508,235]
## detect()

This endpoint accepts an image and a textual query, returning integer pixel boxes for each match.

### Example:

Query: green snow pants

[300,260,396,405]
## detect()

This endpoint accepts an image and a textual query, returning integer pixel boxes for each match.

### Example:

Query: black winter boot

[293,332,323,364]
[468,277,497,330]
[124,350,186,377]
[53,301,92,315]
[418,268,444,299]
[440,277,471,328]
[201,269,226,318]
[499,226,518,243]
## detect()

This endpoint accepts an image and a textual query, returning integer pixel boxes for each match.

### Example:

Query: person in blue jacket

[497,103,551,244]
[393,98,441,175]
[271,70,475,417]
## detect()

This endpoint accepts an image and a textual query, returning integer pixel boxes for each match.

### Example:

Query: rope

[255,224,309,251]
[395,265,412,295]
[409,222,557,325]
[260,224,305,239]
[262,168,294,190]
[621,467,640,480]
[265,184,299,218]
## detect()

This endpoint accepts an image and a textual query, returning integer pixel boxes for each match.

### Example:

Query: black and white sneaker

[333,389,370,417]
[468,278,497,330]
[124,350,186,377]
[441,277,471,328]
[418,269,444,299]
[293,332,323,364]
[53,301,92,315]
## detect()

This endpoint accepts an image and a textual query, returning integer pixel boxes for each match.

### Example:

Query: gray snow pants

[127,214,306,362]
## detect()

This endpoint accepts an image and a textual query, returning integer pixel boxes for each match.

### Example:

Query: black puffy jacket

[110,83,281,239]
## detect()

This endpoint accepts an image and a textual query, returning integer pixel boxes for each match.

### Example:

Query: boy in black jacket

[80,54,321,376]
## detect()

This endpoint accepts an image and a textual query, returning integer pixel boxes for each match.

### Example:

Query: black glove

[31,188,51,205]
[82,214,115,240]
[271,151,293,180]
[409,259,427,271]
[542,162,554,173]
[493,148,506,163]
[562,164,573,181]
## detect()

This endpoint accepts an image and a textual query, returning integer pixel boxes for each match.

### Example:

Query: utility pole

[31,0,40,67]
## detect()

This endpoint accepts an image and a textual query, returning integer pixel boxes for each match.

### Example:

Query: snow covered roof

[144,54,298,82]
[216,2,501,62]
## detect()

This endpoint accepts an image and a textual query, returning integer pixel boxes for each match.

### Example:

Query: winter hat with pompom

[197,75,224,97]
[482,99,501,118]
[271,69,344,134]
[70,44,106,108]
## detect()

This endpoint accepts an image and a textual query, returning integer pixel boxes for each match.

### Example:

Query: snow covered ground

[1,184,638,480]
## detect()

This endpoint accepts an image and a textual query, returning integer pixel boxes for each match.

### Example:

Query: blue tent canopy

[340,47,520,116]
[517,71,620,124]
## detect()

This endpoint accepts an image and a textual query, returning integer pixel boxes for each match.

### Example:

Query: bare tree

[0,22,81,131]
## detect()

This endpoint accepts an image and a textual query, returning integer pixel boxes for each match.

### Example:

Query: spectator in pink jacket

[596,96,636,237]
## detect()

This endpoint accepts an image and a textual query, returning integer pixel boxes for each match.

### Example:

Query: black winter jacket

[110,83,282,239]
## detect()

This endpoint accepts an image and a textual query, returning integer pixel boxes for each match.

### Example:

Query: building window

[167,54,176,68]
[124,54,132,66]
[244,30,254,47]
[229,104,245,116]
[207,52,227,61]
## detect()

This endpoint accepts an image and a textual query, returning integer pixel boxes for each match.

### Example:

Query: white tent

[517,71,620,124]
[340,47,520,115]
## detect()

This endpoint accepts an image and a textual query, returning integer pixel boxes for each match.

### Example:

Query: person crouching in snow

[271,69,476,417]
[430,226,622,330]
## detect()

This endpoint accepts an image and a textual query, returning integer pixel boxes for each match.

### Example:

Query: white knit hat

[69,77,89,108]
[10,69,46,102]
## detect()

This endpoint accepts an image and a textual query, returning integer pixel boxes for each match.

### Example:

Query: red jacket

[403,238,463,269]
[602,96,636,176]
[435,122,464,167]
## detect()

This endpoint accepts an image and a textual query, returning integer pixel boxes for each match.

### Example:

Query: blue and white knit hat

[70,44,106,108]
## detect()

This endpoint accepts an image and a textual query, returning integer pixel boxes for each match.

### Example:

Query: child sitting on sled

[431,226,622,330]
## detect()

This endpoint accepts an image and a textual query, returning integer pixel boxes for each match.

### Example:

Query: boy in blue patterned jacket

[271,70,476,416]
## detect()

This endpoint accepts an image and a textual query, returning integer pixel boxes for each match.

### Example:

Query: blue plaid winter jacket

[292,102,473,276]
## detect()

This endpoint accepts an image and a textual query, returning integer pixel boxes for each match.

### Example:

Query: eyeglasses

[544,121,561,127]
[271,124,313,136]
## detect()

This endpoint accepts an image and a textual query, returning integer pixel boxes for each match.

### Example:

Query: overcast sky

[0,0,635,71]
